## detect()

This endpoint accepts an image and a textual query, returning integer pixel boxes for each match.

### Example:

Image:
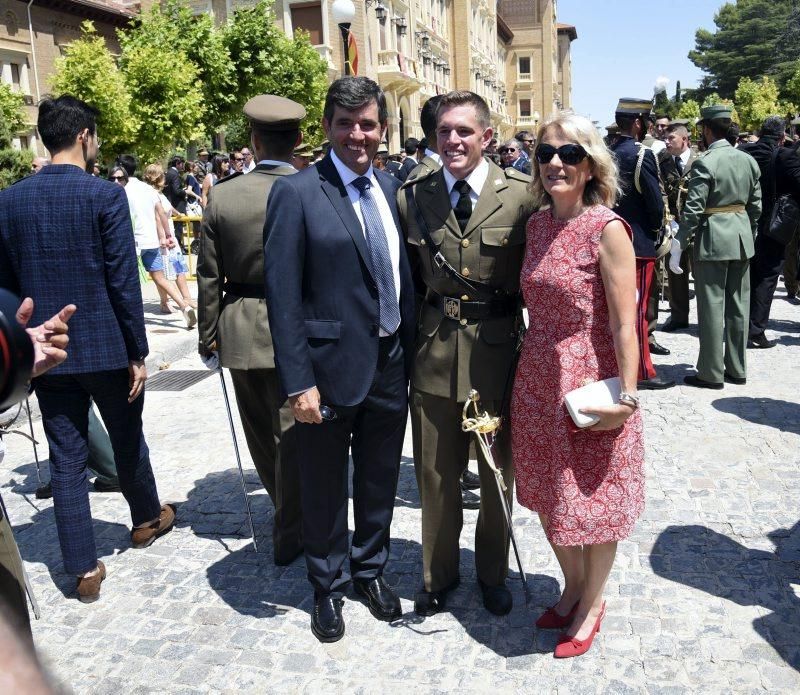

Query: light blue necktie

[352,176,401,334]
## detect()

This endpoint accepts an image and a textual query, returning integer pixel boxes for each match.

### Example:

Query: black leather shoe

[747,334,777,349]
[353,577,401,621]
[93,478,121,493]
[637,375,676,390]
[460,469,481,491]
[35,482,53,500]
[723,372,746,385]
[648,340,671,356]
[311,594,344,643]
[684,374,723,390]
[478,579,512,616]
[462,489,481,510]
[414,579,459,616]
[660,318,689,332]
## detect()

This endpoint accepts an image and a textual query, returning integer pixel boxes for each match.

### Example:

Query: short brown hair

[436,91,491,130]
[143,163,165,190]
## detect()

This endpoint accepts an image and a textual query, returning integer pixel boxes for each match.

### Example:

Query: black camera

[0,289,34,412]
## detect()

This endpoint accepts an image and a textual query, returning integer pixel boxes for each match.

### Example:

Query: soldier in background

[197,95,306,566]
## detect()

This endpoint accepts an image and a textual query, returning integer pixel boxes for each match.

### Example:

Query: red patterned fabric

[511,205,645,546]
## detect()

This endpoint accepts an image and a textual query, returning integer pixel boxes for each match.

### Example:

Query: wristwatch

[618,392,640,409]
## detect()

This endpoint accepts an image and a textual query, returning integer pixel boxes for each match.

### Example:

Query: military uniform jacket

[611,135,665,259]
[398,161,535,402]
[197,163,297,369]
[676,140,762,261]
[658,149,697,219]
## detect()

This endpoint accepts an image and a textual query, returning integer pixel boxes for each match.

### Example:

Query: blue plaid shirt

[0,164,148,374]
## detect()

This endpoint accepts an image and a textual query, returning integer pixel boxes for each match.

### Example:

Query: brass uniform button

[462,267,470,277]
[501,238,508,246]
[461,294,469,301]
[420,239,426,246]
[459,318,468,326]
[461,239,470,248]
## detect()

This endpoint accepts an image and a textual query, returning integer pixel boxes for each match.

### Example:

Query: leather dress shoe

[684,374,723,390]
[637,375,675,390]
[724,372,746,385]
[462,489,481,510]
[648,340,670,356]
[414,579,459,616]
[747,333,777,349]
[478,579,512,616]
[460,469,481,491]
[660,318,689,332]
[76,561,106,604]
[311,594,344,643]
[354,576,401,621]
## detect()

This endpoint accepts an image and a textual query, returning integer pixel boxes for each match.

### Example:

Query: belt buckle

[443,296,461,320]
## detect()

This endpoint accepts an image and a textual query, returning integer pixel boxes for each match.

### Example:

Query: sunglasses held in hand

[535,143,588,165]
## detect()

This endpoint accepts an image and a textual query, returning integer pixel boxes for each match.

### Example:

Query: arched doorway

[399,109,406,148]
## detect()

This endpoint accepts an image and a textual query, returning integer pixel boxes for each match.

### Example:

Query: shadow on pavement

[712,397,800,435]
[650,523,800,672]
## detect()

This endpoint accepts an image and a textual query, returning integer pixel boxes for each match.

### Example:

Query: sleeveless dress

[511,205,645,546]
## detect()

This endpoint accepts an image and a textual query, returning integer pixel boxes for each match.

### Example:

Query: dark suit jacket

[165,166,187,214]
[611,135,665,258]
[740,137,800,232]
[263,154,415,406]
[0,164,148,374]
[397,156,418,183]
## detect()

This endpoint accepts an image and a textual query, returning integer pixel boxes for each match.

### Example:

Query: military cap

[698,104,732,126]
[669,118,690,126]
[312,146,323,155]
[243,94,306,129]
[197,147,210,156]
[605,123,619,134]
[294,142,313,156]
[377,142,389,154]
[615,97,653,116]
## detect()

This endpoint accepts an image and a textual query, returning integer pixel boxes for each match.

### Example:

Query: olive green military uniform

[676,106,762,383]
[398,161,535,592]
[0,494,31,642]
[197,95,305,563]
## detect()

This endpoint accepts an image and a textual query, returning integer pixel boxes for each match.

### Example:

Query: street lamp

[331,0,356,76]
[394,16,407,35]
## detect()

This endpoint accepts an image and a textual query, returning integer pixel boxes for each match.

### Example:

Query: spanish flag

[347,31,359,75]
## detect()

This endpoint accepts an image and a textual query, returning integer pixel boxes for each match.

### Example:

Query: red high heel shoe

[535,600,579,629]
[553,601,606,658]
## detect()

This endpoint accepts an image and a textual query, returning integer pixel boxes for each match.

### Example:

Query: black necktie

[453,180,472,231]
[675,156,684,176]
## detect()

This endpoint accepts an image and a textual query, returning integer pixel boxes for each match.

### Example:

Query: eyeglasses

[499,147,517,154]
[233,157,244,162]
[111,175,126,181]
[535,143,588,165]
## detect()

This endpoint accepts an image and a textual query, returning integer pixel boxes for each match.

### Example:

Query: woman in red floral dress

[511,112,645,658]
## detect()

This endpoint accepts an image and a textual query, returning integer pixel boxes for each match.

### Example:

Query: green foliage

[0,147,32,190]
[676,99,701,122]
[689,0,798,99]
[0,82,26,148]
[51,21,137,159]
[734,76,781,131]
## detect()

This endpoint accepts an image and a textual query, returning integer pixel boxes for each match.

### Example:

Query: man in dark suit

[396,136,420,182]
[740,116,800,348]
[165,155,188,250]
[0,95,174,603]
[264,77,416,643]
[611,97,674,390]
[198,94,305,567]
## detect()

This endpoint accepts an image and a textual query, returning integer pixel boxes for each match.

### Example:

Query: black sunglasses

[535,143,588,165]
[111,175,127,181]
[499,147,517,154]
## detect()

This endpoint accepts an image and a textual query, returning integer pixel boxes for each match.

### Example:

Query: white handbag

[563,377,621,428]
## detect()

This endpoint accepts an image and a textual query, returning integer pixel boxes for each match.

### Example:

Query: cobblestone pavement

[2,283,800,694]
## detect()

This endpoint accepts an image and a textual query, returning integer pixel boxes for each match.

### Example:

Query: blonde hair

[529,111,620,209]
[143,163,166,190]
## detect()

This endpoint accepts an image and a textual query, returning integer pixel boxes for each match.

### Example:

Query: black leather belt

[223,281,264,299]
[426,291,519,321]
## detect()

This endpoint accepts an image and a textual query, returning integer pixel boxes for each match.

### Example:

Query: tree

[700,93,740,124]
[689,0,798,99]
[50,21,137,159]
[0,82,31,189]
[734,76,781,131]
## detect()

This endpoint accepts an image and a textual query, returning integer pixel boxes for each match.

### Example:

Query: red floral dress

[511,205,645,546]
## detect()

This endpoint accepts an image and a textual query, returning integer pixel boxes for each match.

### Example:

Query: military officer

[292,142,313,170]
[674,105,762,389]
[398,90,536,617]
[610,97,674,390]
[659,121,698,331]
[197,95,305,565]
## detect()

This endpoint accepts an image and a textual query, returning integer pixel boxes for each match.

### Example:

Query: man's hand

[289,387,322,424]
[128,359,147,402]
[16,298,77,378]
[200,349,220,371]
[668,239,683,275]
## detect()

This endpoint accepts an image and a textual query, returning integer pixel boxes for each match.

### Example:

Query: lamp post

[331,0,356,76]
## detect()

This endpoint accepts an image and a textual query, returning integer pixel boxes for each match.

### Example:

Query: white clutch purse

[563,377,621,428]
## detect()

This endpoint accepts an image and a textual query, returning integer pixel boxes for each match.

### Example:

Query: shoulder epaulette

[401,166,437,188]
[504,167,531,183]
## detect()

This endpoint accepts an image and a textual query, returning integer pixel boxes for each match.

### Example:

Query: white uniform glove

[669,238,683,275]
[201,350,220,371]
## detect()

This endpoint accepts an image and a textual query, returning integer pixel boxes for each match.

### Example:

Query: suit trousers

[294,334,407,597]
[635,258,657,380]
[784,230,799,296]
[749,232,788,337]
[694,255,750,383]
[410,390,512,592]
[228,368,301,562]
[667,247,692,324]
[34,370,162,575]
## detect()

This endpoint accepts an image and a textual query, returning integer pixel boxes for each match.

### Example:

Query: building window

[518,56,531,81]
[290,2,323,45]
[19,135,28,149]
[9,62,21,91]
[519,98,531,118]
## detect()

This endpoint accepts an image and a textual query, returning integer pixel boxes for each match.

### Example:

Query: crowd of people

[0,75,798,678]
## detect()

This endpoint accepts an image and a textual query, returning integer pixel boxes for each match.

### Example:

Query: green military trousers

[693,254,750,383]
[411,389,512,593]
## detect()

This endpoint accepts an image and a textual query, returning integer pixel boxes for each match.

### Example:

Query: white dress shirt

[442,157,489,209]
